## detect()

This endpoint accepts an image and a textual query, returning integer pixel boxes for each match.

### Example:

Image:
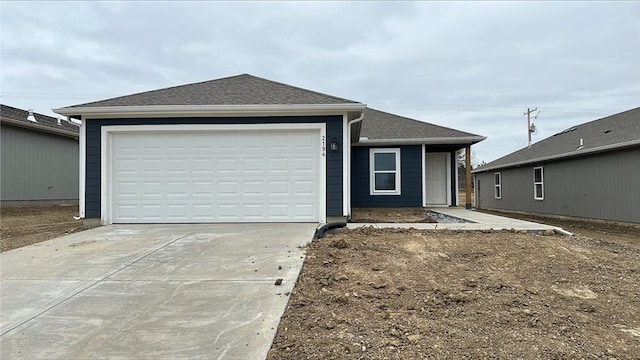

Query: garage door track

[0,223,316,359]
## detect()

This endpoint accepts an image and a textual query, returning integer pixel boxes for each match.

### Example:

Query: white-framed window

[370,148,401,195]
[494,172,501,199]
[533,166,544,200]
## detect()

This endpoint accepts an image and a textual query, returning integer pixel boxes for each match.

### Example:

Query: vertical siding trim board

[454,150,459,206]
[79,117,86,217]
[421,144,426,207]
[84,115,343,222]
[342,115,349,216]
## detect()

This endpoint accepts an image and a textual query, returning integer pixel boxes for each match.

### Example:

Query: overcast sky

[2,1,638,163]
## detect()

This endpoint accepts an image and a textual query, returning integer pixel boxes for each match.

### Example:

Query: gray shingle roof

[358,108,485,145]
[1,104,79,137]
[474,106,640,172]
[66,74,360,108]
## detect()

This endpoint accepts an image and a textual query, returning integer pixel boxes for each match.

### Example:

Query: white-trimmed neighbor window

[370,148,401,195]
[534,166,544,200]
[494,172,501,199]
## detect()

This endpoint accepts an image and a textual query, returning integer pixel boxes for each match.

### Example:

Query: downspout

[74,117,86,220]
[317,110,364,238]
[345,111,365,219]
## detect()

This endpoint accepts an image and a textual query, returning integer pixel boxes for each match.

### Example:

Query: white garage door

[110,129,321,223]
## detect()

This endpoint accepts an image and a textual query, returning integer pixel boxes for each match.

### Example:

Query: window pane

[374,153,396,171]
[375,173,396,190]
[535,184,543,198]
[495,187,501,198]
[494,173,500,185]
[534,168,542,182]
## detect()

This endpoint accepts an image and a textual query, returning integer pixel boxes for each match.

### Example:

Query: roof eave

[472,139,640,173]
[354,136,486,146]
[53,103,367,119]
[0,117,79,138]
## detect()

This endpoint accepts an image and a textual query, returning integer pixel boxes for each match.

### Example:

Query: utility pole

[525,107,538,148]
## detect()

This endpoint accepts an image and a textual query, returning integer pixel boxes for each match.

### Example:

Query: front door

[425,153,449,205]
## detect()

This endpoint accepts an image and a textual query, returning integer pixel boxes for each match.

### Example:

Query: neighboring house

[54,74,484,224]
[473,107,640,225]
[1,104,80,205]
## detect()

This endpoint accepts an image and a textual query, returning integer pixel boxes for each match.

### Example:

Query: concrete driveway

[0,223,316,359]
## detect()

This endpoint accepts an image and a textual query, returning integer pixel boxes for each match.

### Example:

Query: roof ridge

[69,73,359,108]
[242,74,358,104]
[476,106,640,171]
[366,107,481,137]
[554,106,640,136]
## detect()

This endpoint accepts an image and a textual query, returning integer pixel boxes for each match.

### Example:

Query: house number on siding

[321,135,326,157]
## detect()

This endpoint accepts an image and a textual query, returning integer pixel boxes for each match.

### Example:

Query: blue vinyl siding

[85,116,343,218]
[351,145,423,207]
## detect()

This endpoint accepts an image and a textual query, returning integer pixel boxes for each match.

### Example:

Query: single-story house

[473,106,640,225]
[54,74,484,224]
[1,104,80,206]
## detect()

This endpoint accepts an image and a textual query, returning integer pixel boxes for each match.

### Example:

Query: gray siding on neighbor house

[1,124,79,202]
[475,147,640,224]
[351,145,423,207]
[84,116,344,218]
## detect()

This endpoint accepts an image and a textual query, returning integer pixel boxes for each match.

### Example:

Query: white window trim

[534,166,544,200]
[494,172,502,199]
[370,148,401,196]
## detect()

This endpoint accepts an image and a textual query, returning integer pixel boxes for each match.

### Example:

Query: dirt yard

[268,227,640,359]
[0,205,85,252]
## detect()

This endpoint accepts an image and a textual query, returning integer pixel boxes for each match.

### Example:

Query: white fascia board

[354,136,486,146]
[54,103,367,118]
[472,139,640,173]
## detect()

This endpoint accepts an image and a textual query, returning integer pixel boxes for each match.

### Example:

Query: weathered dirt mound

[268,227,640,359]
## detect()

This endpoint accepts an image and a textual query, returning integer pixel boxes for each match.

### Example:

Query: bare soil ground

[269,221,640,358]
[350,208,437,223]
[0,205,86,252]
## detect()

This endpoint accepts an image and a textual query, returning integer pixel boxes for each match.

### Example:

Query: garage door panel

[293,204,315,218]
[293,181,315,195]
[111,129,320,223]
[114,181,137,197]
[193,181,215,195]
[167,181,188,197]
[192,158,214,173]
[141,159,163,174]
[268,181,289,195]
[293,158,316,173]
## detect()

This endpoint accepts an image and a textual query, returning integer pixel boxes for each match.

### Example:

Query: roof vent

[26,109,37,123]
[577,138,584,150]
[57,117,62,126]
[604,129,611,134]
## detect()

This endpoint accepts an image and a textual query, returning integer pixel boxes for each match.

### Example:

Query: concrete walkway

[347,208,572,235]
[0,223,316,359]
